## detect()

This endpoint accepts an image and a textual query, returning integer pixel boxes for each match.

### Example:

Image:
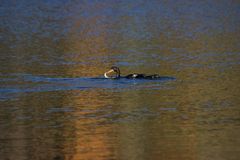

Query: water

[1,1,240,160]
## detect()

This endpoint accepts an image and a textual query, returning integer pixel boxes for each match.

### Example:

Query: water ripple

[0,74,175,101]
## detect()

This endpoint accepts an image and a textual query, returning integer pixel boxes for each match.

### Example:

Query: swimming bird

[104,66,161,79]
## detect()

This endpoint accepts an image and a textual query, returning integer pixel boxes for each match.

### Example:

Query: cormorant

[104,66,161,79]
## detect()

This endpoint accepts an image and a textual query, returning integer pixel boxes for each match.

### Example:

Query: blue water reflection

[0,74,175,100]
[1,1,240,160]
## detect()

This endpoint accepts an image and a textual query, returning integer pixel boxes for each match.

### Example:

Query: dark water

[1,1,240,160]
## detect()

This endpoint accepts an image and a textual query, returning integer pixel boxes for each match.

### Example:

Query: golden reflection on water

[1,48,240,160]
[0,64,239,160]
[1,1,240,160]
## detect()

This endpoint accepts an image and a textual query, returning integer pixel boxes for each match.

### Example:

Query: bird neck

[104,72,110,78]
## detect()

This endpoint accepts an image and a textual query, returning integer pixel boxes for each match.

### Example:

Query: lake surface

[0,1,240,160]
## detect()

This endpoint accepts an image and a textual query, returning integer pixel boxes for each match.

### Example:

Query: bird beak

[106,69,114,74]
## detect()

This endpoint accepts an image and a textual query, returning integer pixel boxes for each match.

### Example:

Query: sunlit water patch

[1,0,240,160]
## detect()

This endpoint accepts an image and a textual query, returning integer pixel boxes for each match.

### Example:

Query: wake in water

[0,73,176,101]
